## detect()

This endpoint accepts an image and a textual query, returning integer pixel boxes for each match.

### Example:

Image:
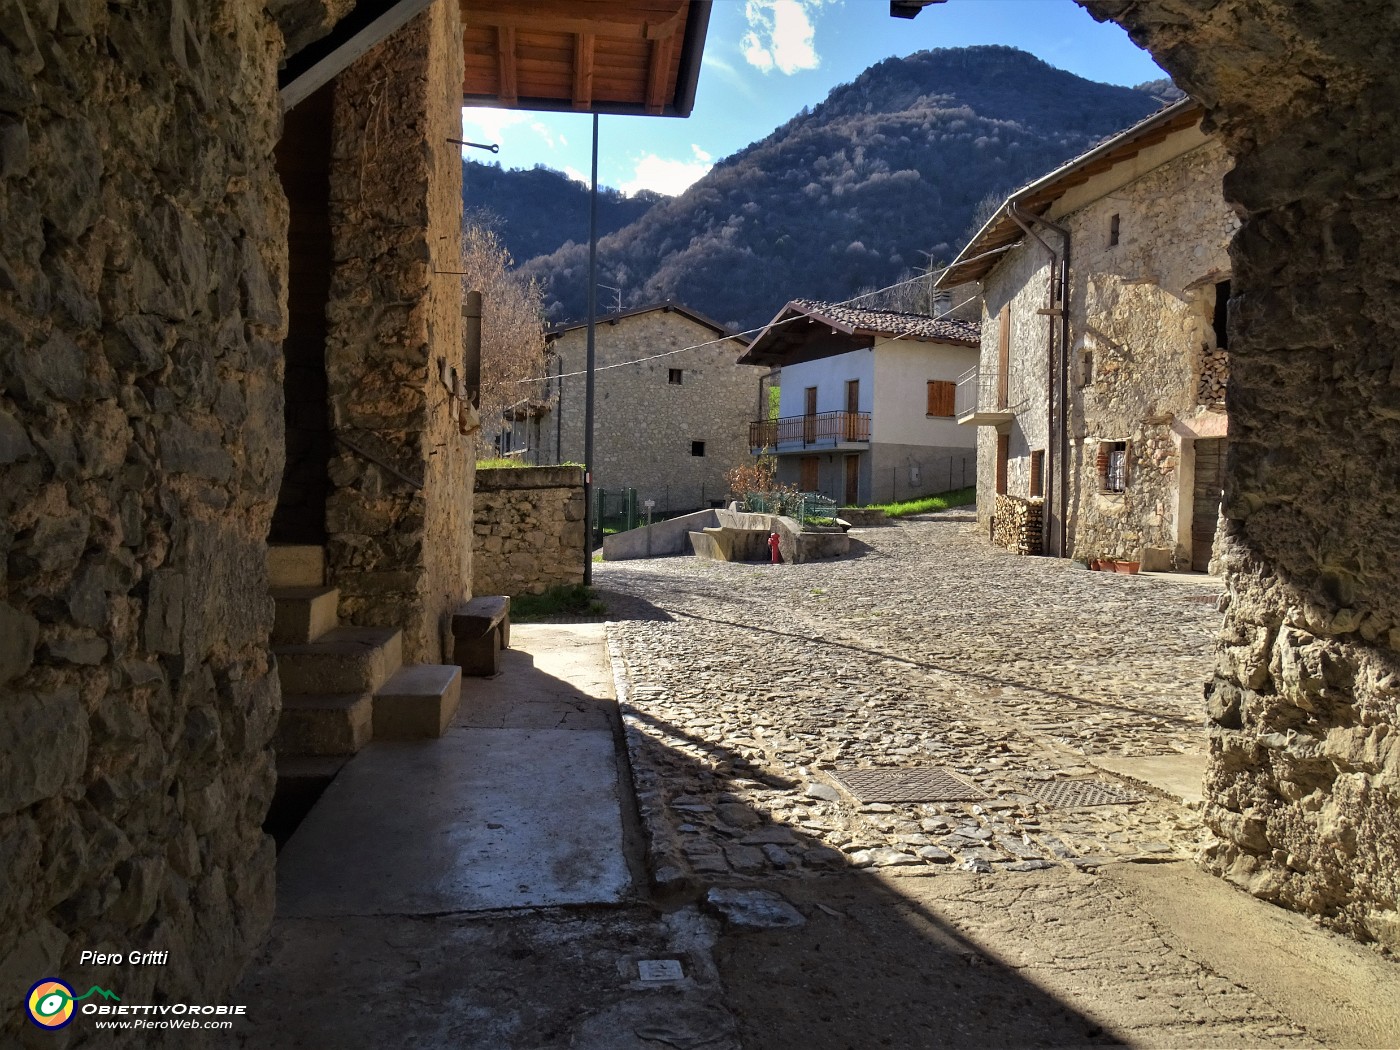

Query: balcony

[955,367,1016,426]
[749,411,871,453]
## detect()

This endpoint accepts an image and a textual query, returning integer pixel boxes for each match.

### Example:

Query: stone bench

[451,596,511,676]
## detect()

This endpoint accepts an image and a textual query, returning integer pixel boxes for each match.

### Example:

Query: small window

[1030,450,1044,498]
[691,441,705,457]
[1108,214,1121,247]
[1097,440,1129,493]
[668,368,683,385]
[926,380,955,417]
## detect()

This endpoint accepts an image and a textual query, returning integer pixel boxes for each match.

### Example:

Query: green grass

[510,583,607,621]
[864,486,976,519]
[477,459,584,470]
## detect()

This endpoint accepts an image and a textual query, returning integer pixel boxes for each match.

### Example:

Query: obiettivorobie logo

[26,979,120,1029]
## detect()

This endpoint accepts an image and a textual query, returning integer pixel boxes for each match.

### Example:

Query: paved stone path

[599,511,1226,889]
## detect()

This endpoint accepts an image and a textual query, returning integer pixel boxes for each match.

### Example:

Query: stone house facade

[541,304,760,513]
[0,0,714,1040]
[941,100,1238,571]
[739,300,980,506]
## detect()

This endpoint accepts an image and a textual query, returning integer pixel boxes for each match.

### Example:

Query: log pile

[992,495,1044,555]
[1198,348,1229,405]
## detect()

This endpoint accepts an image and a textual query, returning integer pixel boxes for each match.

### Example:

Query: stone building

[542,303,760,513]
[739,300,980,505]
[0,0,712,1040]
[940,99,1238,572]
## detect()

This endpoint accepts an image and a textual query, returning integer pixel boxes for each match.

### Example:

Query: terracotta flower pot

[1115,560,1140,574]
[1089,559,1102,571]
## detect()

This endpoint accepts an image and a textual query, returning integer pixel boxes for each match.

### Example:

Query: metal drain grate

[1026,779,1143,808]
[827,766,985,804]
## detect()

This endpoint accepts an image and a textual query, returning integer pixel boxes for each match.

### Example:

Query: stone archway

[1084,0,1400,947]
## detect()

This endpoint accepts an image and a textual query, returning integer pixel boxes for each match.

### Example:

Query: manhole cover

[1026,779,1143,808]
[827,766,985,803]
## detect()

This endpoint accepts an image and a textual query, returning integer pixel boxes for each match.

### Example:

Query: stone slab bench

[451,596,511,676]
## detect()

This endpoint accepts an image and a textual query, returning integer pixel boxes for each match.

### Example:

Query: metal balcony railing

[954,367,1014,420]
[748,411,871,451]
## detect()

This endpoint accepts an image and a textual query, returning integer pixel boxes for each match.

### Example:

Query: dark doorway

[270,81,334,544]
[800,456,819,492]
[995,433,1010,495]
[844,455,859,505]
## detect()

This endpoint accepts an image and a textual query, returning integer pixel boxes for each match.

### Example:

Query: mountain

[499,47,1175,330]
[462,161,663,266]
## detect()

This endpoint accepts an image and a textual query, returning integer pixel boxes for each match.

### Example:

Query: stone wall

[1064,137,1236,567]
[1088,0,1400,947]
[322,2,470,663]
[0,0,285,1038]
[473,467,585,597]
[547,308,762,512]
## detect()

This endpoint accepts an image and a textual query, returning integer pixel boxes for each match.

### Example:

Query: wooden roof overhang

[462,0,711,117]
[738,302,976,368]
[936,99,1204,288]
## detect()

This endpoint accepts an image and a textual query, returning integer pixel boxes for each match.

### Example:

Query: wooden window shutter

[926,380,955,416]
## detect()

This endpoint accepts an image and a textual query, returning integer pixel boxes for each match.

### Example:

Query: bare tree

[458,224,548,456]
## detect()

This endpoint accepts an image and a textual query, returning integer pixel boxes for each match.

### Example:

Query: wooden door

[997,304,1010,409]
[804,386,817,443]
[1192,438,1225,571]
[844,455,859,505]
[800,455,819,492]
[996,433,1009,495]
[844,379,859,440]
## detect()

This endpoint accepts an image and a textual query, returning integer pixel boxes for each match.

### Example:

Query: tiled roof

[789,299,980,344]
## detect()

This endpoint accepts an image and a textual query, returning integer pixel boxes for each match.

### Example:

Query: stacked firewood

[992,494,1044,555]
[1198,348,1229,405]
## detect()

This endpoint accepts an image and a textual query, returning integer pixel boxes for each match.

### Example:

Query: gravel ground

[599,511,1226,888]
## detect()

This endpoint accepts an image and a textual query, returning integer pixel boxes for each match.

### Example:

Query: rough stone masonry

[1087,0,1400,947]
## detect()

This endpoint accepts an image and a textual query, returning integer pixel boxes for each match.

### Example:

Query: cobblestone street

[600,511,1226,888]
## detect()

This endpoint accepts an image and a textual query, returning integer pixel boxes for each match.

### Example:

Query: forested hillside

[476,47,1176,330]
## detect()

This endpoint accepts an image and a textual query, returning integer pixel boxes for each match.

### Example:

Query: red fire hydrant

[768,531,783,564]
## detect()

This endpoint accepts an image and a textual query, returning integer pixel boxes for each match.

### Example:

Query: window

[668,368,683,385]
[995,433,1009,495]
[1030,450,1044,498]
[926,380,955,417]
[1108,213,1121,247]
[691,441,705,457]
[1097,440,1129,493]
[1081,350,1094,387]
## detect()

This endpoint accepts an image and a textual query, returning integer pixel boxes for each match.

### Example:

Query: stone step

[267,545,325,588]
[275,626,403,696]
[274,693,373,756]
[374,664,463,740]
[270,586,340,645]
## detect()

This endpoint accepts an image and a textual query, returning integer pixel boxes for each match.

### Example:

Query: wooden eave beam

[497,25,517,105]
[644,32,675,114]
[573,32,595,110]
[466,3,684,41]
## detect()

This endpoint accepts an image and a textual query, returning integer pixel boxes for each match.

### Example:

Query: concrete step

[374,664,463,740]
[271,586,340,645]
[275,626,403,696]
[275,693,373,756]
[267,544,325,588]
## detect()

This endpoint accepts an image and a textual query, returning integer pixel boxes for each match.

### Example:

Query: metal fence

[741,491,839,528]
[593,488,638,543]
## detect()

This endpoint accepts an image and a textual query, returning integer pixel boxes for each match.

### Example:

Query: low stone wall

[473,467,584,596]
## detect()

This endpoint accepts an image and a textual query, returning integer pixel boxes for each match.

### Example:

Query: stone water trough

[688,508,850,564]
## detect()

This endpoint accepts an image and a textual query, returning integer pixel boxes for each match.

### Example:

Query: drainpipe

[1009,204,1070,558]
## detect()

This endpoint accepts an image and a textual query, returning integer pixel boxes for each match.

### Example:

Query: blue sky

[460,0,1169,196]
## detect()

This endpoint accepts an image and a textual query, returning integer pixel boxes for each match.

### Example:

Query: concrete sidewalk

[275,624,635,916]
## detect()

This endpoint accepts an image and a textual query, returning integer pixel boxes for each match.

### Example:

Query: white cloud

[563,166,590,187]
[619,145,713,197]
[741,0,821,76]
